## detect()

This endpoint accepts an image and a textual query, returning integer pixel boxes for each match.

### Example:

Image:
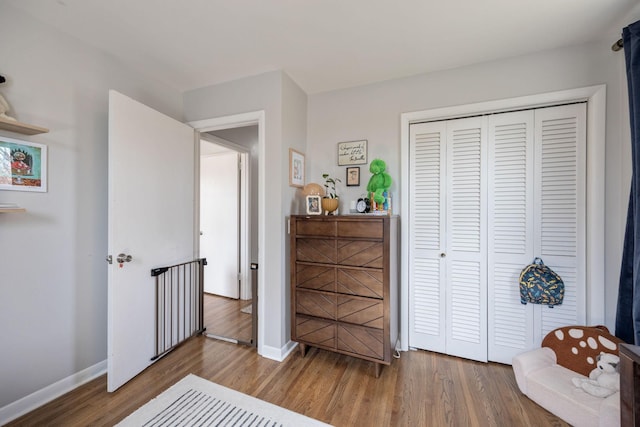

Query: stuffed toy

[571,352,620,398]
[367,159,392,204]
[0,93,16,121]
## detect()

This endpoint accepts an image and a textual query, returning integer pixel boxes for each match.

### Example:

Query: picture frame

[289,148,305,187]
[346,166,360,186]
[306,195,322,215]
[0,136,47,192]
[338,140,367,166]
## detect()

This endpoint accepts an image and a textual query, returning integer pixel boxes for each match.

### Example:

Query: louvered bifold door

[444,117,488,362]
[533,103,587,343]
[487,111,535,364]
[409,121,447,353]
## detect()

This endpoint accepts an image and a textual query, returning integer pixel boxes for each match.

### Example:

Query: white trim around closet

[399,85,606,352]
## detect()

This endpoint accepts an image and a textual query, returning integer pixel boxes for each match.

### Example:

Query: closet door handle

[440,253,446,258]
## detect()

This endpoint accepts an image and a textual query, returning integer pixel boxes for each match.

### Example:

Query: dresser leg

[375,362,383,378]
[299,343,307,357]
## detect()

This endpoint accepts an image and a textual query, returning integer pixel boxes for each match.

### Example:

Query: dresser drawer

[337,323,384,360]
[296,220,336,237]
[337,268,383,298]
[337,240,383,268]
[296,290,336,320]
[296,264,335,292]
[337,219,383,239]
[337,295,383,329]
[296,316,336,349]
[296,238,336,264]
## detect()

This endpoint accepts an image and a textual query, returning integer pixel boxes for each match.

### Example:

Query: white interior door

[107,90,196,392]
[409,116,488,362]
[487,110,535,363]
[409,120,447,352]
[200,150,239,298]
[444,117,487,362]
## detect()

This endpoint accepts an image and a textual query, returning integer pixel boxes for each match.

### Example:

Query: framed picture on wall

[346,166,360,186]
[0,136,47,192]
[338,140,367,166]
[289,148,305,187]
[306,195,322,215]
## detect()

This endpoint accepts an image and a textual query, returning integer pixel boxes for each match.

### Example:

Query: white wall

[306,40,631,331]
[0,5,182,411]
[183,71,307,355]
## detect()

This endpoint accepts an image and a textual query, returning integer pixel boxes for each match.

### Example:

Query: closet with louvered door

[488,104,587,364]
[409,116,488,362]
[409,103,586,364]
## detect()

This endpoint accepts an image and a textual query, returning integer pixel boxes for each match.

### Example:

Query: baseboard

[259,340,298,362]
[0,359,107,425]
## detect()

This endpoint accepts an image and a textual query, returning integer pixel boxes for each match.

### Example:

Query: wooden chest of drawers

[290,215,398,377]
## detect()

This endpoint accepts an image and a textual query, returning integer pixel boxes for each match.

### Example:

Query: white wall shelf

[0,207,26,213]
[0,116,48,135]
[0,203,26,213]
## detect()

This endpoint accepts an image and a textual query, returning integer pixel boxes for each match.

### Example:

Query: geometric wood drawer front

[296,264,335,292]
[337,220,383,238]
[296,290,336,320]
[297,220,336,237]
[337,323,384,359]
[337,268,383,298]
[337,240,383,268]
[297,238,336,264]
[296,316,336,349]
[337,295,383,329]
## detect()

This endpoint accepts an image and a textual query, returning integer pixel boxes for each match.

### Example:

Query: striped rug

[117,374,332,427]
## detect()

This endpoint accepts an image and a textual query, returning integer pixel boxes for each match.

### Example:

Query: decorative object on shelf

[367,159,392,205]
[305,195,322,215]
[356,197,370,213]
[337,140,367,166]
[321,197,339,215]
[322,173,340,199]
[0,74,48,135]
[0,74,16,122]
[321,173,341,215]
[0,135,47,192]
[346,166,360,186]
[302,182,325,197]
[0,93,16,122]
[289,148,305,188]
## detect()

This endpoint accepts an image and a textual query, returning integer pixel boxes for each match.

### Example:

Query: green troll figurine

[367,159,392,205]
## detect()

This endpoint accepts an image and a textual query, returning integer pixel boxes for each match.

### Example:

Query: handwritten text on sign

[338,140,367,166]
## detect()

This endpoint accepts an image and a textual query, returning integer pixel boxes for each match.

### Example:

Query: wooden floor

[203,293,253,343]
[7,335,569,427]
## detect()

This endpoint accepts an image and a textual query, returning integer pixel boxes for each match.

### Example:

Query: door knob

[117,253,133,263]
[440,253,446,258]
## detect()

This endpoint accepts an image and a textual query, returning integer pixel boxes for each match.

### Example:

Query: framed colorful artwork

[0,136,47,192]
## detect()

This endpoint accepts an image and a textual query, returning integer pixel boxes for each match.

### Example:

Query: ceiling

[6,0,640,94]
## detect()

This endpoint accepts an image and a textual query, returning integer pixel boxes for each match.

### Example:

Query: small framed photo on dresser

[306,195,322,215]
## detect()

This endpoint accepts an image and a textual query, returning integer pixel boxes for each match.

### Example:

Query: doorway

[199,126,258,346]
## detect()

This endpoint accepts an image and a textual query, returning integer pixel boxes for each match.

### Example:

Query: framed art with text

[338,140,367,166]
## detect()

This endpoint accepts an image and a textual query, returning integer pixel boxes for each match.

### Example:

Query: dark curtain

[617,20,640,344]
